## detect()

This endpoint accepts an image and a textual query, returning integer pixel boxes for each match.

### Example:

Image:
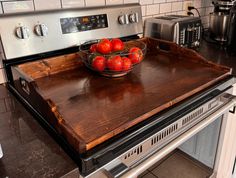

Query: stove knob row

[15,24,48,39]
[118,12,139,25]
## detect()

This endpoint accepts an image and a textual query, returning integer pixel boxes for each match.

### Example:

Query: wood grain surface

[17,38,231,152]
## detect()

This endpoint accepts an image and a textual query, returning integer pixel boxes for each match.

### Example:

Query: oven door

[82,89,236,178]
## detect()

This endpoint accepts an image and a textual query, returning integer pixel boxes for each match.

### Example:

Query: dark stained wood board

[17,38,231,152]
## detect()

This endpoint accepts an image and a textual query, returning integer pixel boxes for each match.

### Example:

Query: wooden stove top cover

[33,38,231,152]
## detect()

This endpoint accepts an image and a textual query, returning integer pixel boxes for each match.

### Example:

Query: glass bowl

[79,39,147,77]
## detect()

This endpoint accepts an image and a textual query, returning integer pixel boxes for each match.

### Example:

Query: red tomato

[128,47,143,64]
[122,57,132,71]
[96,38,112,54]
[107,55,123,71]
[111,38,124,52]
[92,56,106,71]
[90,44,97,53]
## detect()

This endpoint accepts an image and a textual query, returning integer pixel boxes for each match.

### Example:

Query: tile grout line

[148,170,159,178]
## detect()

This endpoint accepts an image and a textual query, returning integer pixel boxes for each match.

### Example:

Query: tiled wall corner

[0,0,213,27]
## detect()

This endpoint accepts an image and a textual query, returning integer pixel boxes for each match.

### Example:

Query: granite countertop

[0,86,78,178]
[199,40,236,75]
[0,39,235,178]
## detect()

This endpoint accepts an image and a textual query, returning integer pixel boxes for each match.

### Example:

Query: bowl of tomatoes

[79,38,146,77]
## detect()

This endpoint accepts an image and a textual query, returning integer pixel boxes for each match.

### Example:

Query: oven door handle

[112,97,236,178]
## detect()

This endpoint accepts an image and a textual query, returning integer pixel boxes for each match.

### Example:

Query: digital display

[60,14,108,34]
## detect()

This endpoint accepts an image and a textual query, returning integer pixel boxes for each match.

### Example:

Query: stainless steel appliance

[227,2,236,53]
[212,0,236,11]
[209,12,230,42]
[209,0,235,43]
[144,15,201,48]
[0,4,236,178]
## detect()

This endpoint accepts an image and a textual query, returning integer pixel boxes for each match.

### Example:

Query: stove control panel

[60,14,108,34]
[0,3,143,60]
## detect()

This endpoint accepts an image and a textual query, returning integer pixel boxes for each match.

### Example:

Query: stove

[0,4,236,178]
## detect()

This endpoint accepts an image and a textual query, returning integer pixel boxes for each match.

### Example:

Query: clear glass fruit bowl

[79,39,147,77]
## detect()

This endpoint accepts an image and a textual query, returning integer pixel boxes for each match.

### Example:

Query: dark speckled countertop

[199,40,236,75]
[0,85,78,178]
[0,40,235,178]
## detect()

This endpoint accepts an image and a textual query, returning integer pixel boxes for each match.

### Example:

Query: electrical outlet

[183,1,193,11]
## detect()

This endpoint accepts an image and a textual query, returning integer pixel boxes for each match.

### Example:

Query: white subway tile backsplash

[2,1,34,13]
[171,2,183,11]
[153,0,166,3]
[124,0,139,3]
[85,0,105,6]
[61,0,85,8]
[205,6,214,15]
[141,5,146,16]
[146,4,159,16]
[139,0,153,5]
[34,0,61,10]
[160,3,171,14]
[176,10,186,15]
[106,0,123,5]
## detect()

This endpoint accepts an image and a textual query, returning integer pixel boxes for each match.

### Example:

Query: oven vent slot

[182,107,203,126]
[151,123,178,146]
[124,145,143,160]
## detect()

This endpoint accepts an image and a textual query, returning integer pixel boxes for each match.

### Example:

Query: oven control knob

[129,13,139,23]
[129,13,136,23]
[34,24,48,37]
[15,26,30,39]
[118,15,129,25]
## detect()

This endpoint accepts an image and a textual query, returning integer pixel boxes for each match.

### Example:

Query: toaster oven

[144,15,202,48]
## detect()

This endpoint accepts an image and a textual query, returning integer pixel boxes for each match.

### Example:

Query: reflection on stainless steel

[0,4,142,60]
[144,15,201,48]
[120,97,236,178]
[209,12,230,42]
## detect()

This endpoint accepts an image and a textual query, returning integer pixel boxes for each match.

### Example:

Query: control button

[124,14,129,24]
[15,26,30,39]
[129,13,136,23]
[34,24,48,37]
[135,12,139,23]
[118,15,129,25]
[118,15,125,25]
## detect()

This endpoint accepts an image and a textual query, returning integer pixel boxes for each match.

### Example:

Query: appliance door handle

[0,144,3,159]
[118,97,236,178]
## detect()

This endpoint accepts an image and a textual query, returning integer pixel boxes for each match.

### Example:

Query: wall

[0,0,213,27]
